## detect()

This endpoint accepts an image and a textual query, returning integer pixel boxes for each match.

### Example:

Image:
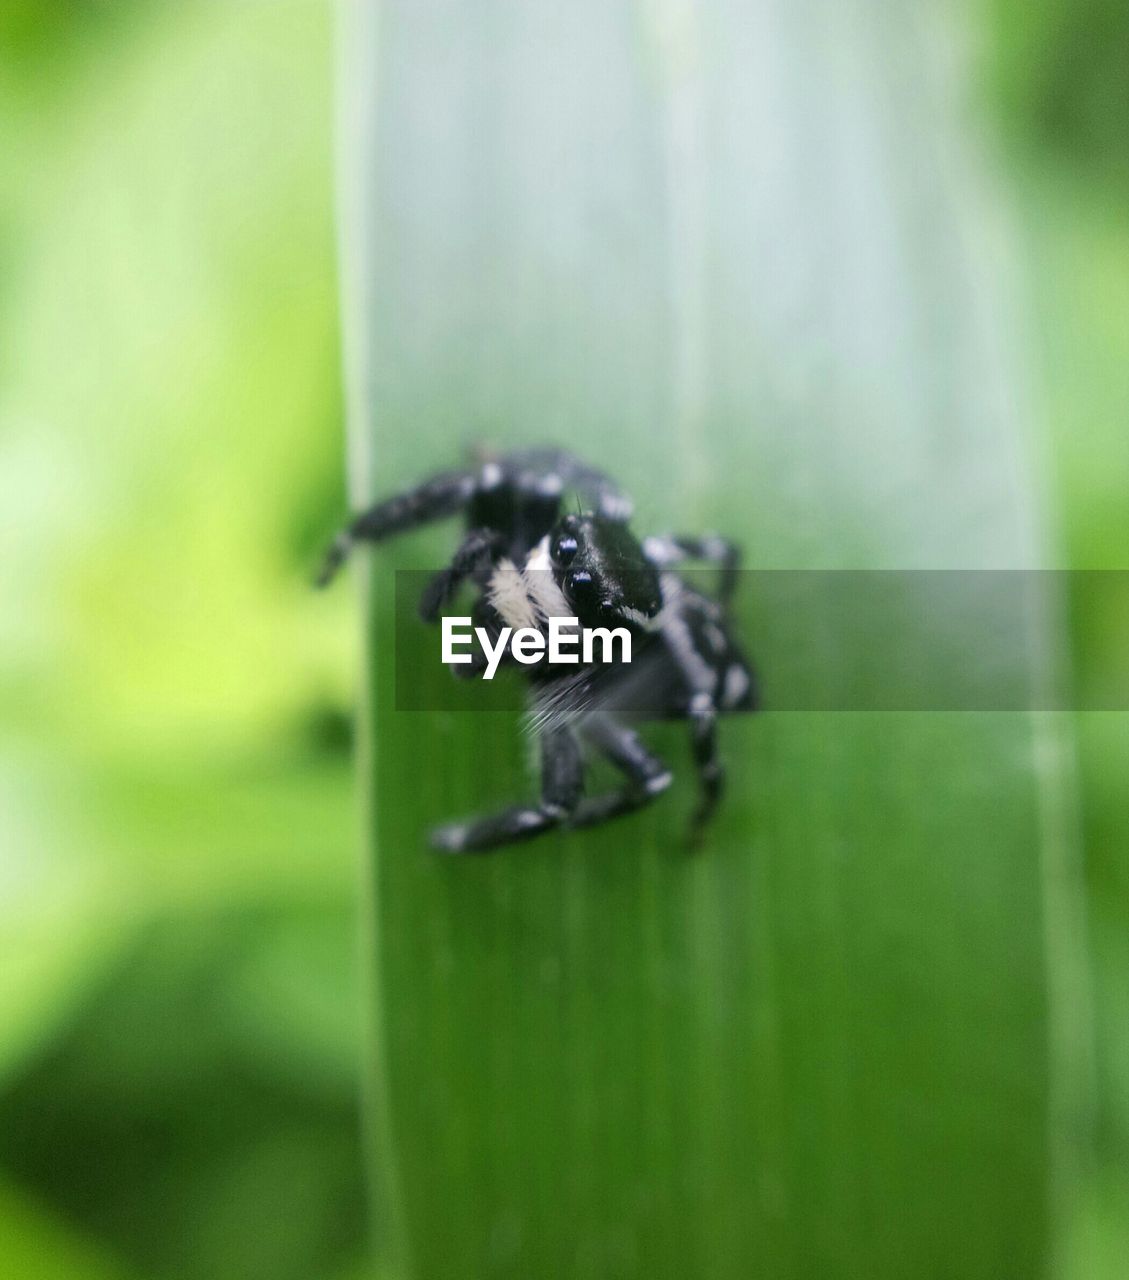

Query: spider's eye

[552,535,579,567]
[567,569,595,599]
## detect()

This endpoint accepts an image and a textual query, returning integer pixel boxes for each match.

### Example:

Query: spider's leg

[686,691,723,842]
[568,714,672,830]
[652,582,728,841]
[419,527,504,622]
[569,466,633,523]
[553,452,634,522]
[430,726,583,854]
[507,447,634,523]
[316,467,477,587]
[643,534,741,607]
[448,600,502,680]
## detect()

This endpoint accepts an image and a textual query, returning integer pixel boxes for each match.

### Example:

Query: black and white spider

[319,447,756,853]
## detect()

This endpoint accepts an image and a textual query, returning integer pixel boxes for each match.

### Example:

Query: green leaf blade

[341,3,1083,1276]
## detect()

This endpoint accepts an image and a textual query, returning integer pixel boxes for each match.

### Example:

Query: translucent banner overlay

[389,570,1127,712]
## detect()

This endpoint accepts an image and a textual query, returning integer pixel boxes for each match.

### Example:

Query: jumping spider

[319,447,756,853]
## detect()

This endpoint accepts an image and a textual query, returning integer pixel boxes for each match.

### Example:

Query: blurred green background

[0,1,1125,1277]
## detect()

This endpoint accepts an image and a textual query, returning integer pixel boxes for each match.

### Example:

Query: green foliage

[1014,182,1129,1275]
[0,910,364,1280]
[987,0,1129,189]
[0,3,363,1277]
[984,1,1129,1259]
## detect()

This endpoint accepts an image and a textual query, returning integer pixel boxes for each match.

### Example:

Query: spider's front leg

[430,726,583,854]
[316,466,478,587]
[653,588,726,843]
[418,527,505,623]
[643,533,741,608]
[569,714,672,830]
[545,450,634,523]
[444,600,504,680]
[686,691,723,843]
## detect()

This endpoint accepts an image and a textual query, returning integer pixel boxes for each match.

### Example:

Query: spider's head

[549,513,662,629]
